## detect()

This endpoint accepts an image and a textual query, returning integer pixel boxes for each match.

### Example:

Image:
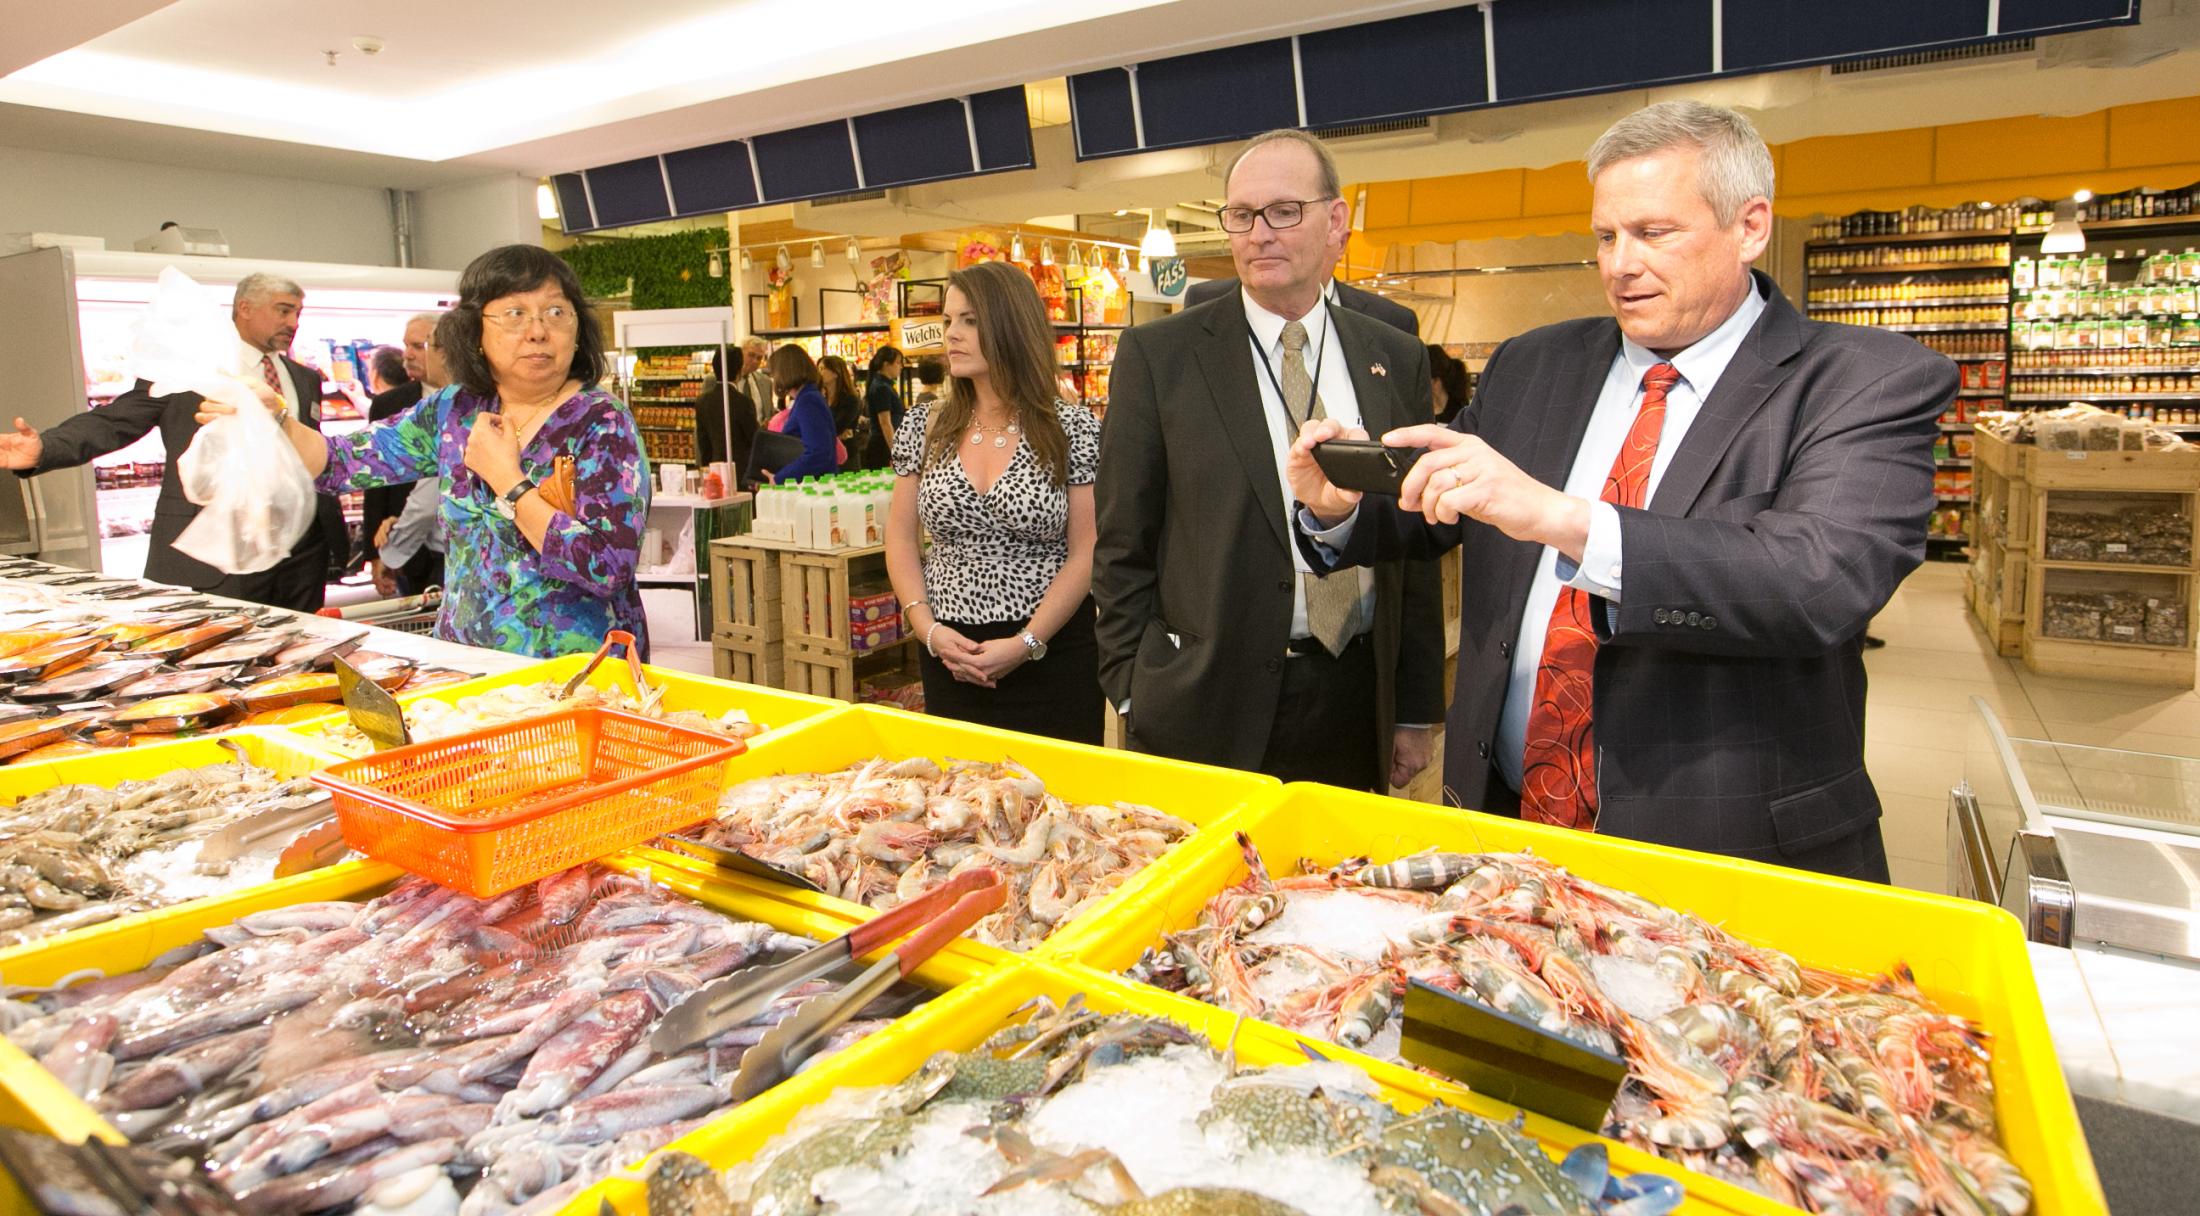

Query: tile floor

[1865,560,2200,894]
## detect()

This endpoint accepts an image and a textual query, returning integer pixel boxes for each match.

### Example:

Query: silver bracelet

[904,598,930,619]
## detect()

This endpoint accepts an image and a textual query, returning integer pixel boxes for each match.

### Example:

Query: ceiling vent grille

[811,189,889,207]
[1312,116,1437,142]
[1831,37,2036,74]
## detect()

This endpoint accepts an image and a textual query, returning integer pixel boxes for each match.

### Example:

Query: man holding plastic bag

[0,271,338,610]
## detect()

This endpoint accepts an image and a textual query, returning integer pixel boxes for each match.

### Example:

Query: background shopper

[765,345,840,481]
[372,321,451,597]
[1094,130,1443,791]
[888,260,1103,744]
[0,273,338,610]
[818,354,867,470]
[911,356,946,412]
[361,312,440,575]
[1287,101,1948,880]
[1428,344,1470,426]
[739,337,774,429]
[695,347,760,485]
[205,245,652,659]
[863,346,905,470]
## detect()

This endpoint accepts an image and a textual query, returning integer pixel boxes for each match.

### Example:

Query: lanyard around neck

[1249,298,1334,440]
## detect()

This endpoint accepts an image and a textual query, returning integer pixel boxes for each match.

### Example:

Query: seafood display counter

[0,661,2107,1215]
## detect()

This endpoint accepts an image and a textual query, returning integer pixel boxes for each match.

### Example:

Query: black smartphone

[1312,439,1428,496]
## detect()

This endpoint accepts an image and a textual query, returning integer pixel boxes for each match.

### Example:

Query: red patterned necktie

[260,354,283,395]
[1518,362,1681,831]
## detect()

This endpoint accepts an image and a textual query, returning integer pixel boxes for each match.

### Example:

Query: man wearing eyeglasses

[0,273,338,611]
[1095,129,1444,793]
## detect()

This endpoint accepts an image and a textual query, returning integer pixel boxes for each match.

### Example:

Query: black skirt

[919,600,1104,746]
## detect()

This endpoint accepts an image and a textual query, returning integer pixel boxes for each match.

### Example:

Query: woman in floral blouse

[202,245,649,658]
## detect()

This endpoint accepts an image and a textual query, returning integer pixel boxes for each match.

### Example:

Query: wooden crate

[708,538,783,641]
[783,640,916,702]
[712,632,785,687]
[780,544,890,652]
[2023,442,2200,491]
[2023,559,2195,687]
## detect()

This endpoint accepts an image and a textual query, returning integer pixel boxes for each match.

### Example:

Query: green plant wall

[556,229,730,311]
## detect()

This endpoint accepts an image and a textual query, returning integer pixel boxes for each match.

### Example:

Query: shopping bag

[132,268,318,575]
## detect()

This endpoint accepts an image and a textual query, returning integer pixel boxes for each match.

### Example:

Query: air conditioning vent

[1311,116,1436,143]
[813,189,888,207]
[1831,37,2035,75]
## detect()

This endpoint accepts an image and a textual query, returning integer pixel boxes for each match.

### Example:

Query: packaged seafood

[238,672,344,712]
[312,678,766,758]
[0,713,96,763]
[0,864,928,1215]
[0,749,344,947]
[109,667,243,701]
[0,627,95,662]
[93,613,210,648]
[691,988,1679,1216]
[108,692,243,733]
[180,629,302,670]
[268,634,366,671]
[0,638,106,684]
[12,659,168,703]
[685,756,1195,952]
[129,617,252,661]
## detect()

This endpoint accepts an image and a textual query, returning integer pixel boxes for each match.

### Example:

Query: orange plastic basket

[310,707,745,897]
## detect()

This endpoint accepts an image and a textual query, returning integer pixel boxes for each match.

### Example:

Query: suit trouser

[1256,633,1379,792]
[202,545,328,614]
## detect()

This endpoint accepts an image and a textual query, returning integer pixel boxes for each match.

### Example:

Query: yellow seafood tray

[1054,783,2106,1216]
[628,704,1280,965]
[585,957,1734,1216]
[0,855,991,1213]
[0,728,336,799]
[272,653,846,759]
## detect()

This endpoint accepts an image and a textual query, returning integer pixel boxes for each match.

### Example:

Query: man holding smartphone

[1094,129,1443,792]
[1286,101,1951,880]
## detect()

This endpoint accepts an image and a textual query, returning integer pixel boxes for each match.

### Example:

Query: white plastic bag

[131,267,318,574]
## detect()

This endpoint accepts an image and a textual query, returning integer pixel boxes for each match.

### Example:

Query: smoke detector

[352,36,385,55]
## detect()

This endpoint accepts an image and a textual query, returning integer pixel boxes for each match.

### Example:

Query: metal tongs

[653,868,1006,1091]
[561,629,663,713]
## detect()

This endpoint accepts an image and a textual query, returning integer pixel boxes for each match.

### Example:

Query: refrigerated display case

[0,247,457,578]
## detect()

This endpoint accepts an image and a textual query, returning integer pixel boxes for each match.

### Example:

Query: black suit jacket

[31,353,333,589]
[1187,277,1421,338]
[695,380,760,485]
[1095,290,1444,777]
[1307,275,1954,878]
[361,380,425,559]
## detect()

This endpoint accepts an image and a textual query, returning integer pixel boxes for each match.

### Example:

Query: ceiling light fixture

[1140,210,1175,259]
[846,237,860,264]
[740,248,753,272]
[1040,239,1055,266]
[707,252,724,279]
[810,242,824,269]
[1010,231,1027,262]
[1067,244,1084,273]
[775,246,791,274]
[2072,188,2094,203]
[535,183,559,221]
[2042,201,2087,254]
[1118,246,1132,274]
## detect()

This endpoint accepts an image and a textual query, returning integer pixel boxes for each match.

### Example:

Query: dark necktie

[1518,362,1682,830]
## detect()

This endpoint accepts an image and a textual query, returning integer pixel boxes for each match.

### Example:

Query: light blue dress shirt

[1488,282,1768,790]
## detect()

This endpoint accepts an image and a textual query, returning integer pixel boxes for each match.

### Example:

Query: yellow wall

[1354,96,2200,253]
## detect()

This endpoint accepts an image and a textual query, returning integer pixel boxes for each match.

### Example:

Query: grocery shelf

[1946,353,2010,362]
[632,373,704,381]
[2017,215,2200,236]
[1956,390,2006,398]
[1803,260,2011,274]
[1808,296,2009,310]
[1938,459,1974,467]
[1807,229,2013,247]
[1938,493,1975,502]
[1881,323,2010,333]
[2010,365,2200,376]
[2010,393,2200,403]
[629,397,697,404]
[1942,422,1976,431]
[2036,558,2199,576]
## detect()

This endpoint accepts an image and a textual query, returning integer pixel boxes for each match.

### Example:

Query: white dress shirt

[1242,288,1377,640]
[235,339,310,423]
[1488,281,1768,790]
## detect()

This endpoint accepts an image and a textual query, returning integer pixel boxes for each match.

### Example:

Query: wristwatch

[1018,629,1047,661]
[494,477,538,520]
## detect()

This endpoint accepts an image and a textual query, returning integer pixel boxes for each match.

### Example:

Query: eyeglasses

[1217,198,1335,233]
[483,304,578,331]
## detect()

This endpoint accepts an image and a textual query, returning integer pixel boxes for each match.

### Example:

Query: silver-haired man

[1286,100,1954,880]
[0,273,342,610]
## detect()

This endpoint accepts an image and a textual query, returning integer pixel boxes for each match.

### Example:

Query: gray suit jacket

[1095,290,1445,776]
[1187,277,1420,338]
[1308,275,1953,878]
